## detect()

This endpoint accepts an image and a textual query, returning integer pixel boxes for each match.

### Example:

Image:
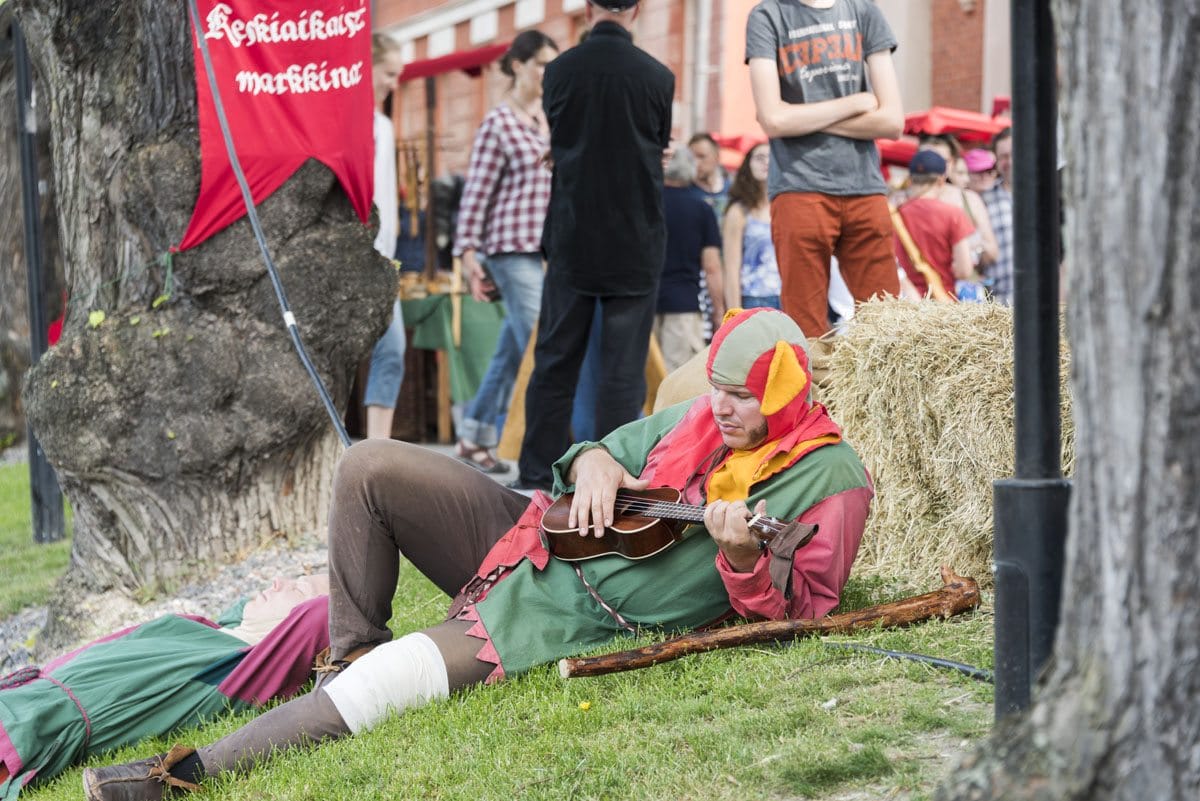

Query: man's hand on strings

[706,499,768,572]
[566,447,648,538]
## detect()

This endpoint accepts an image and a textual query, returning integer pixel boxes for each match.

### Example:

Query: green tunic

[1,596,328,800]
[0,615,248,800]
[472,401,869,676]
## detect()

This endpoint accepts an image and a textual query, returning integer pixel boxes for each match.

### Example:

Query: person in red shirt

[893,150,978,300]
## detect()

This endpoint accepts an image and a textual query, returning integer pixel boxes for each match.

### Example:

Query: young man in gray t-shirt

[745,0,903,337]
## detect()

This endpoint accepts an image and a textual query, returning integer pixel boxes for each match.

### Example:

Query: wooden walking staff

[559,566,982,678]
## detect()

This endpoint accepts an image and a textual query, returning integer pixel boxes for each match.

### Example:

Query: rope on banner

[185,0,352,448]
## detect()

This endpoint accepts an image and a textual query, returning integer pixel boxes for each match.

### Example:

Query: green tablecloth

[401,294,505,403]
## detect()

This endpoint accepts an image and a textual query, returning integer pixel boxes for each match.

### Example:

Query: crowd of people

[365,0,1019,480]
[0,1,1031,798]
[892,130,1014,304]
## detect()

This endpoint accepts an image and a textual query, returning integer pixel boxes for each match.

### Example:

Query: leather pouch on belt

[766,521,818,599]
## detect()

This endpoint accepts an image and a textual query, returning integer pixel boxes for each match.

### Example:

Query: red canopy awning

[400,42,509,82]
[876,135,920,167]
[712,133,765,154]
[904,106,1012,143]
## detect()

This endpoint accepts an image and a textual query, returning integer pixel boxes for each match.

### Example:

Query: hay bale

[818,298,1073,589]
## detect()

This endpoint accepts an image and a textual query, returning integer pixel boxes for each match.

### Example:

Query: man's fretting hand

[566,447,649,539]
[706,499,768,573]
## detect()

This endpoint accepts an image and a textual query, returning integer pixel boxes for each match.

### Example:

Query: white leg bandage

[322,632,450,734]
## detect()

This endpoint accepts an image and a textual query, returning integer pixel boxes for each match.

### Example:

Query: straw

[814,298,1074,589]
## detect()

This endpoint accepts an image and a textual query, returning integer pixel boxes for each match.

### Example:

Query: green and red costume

[0,597,328,800]
[455,308,874,681]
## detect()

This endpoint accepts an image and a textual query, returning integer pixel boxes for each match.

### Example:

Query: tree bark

[939,2,1200,799]
[12,1,393,605]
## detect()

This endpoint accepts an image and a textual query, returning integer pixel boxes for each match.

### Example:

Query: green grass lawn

[0,461,72,617]
[20,558,994,801]
[0,455,993,799]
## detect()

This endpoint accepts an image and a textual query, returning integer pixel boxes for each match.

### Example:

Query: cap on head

[590,0,638,10]
[963,148,996,173]
[706,308,813,440]
[909,149,947,176]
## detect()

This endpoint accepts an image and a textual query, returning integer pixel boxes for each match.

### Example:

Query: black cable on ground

[186,0,351,448]
[823,642,993,683]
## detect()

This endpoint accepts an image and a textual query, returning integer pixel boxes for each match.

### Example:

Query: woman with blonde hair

[361,33,408,439]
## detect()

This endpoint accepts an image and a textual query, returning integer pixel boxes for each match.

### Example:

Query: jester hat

[705,308,814,441]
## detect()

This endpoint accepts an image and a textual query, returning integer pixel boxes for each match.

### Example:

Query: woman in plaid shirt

[453,30,559,473]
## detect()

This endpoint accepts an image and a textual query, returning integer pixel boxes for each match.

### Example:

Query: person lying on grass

[0,574,329,801]
[82,307,874,801]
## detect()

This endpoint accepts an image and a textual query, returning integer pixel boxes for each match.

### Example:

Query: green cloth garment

[399,295,506,404]
[472,401,869,676]
[0,616,249,800]
[0,598,328,800]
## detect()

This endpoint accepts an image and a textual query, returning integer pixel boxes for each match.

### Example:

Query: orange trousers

[771,192,899,338]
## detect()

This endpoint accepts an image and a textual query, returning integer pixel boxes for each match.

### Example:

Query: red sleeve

[217,596,330,705]
[948,205,976,246]
[715,484,874,620]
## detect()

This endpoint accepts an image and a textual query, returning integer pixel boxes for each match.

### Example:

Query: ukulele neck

[615,492,782,539]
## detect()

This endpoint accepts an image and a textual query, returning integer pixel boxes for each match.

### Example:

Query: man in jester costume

[84,308,872,801]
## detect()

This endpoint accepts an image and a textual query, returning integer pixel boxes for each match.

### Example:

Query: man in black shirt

[512,0,675,491]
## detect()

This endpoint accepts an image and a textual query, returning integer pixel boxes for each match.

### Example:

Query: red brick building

[375,0,1011,178]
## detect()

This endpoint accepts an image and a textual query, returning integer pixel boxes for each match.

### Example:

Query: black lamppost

[11,17,65,543]
[992,0,1071,718]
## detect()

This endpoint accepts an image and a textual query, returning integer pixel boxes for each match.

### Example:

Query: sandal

[455,440,510,474]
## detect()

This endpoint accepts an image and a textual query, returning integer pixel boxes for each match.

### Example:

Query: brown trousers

[771,192,899,338]
[198,440,531,776]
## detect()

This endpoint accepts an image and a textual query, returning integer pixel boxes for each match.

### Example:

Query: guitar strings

[605,497,789,535]
[619,496,787,527]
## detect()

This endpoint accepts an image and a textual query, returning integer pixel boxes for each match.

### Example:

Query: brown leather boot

[311,644,375,692]
[82,744,200,801]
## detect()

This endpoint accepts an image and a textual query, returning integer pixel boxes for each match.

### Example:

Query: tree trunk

[939,2,1200,799]
[0,13,64,447]
[12,1,393,604]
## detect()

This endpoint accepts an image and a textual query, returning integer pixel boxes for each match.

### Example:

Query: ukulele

[541,487,789,561]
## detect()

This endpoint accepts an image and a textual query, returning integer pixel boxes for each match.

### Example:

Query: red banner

[179,0,374,251]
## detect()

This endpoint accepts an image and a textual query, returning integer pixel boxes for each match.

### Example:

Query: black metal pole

[992,0,1070,720]
[12,20,65,543]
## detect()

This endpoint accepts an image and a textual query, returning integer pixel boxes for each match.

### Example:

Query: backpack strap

[889,204,956,303]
